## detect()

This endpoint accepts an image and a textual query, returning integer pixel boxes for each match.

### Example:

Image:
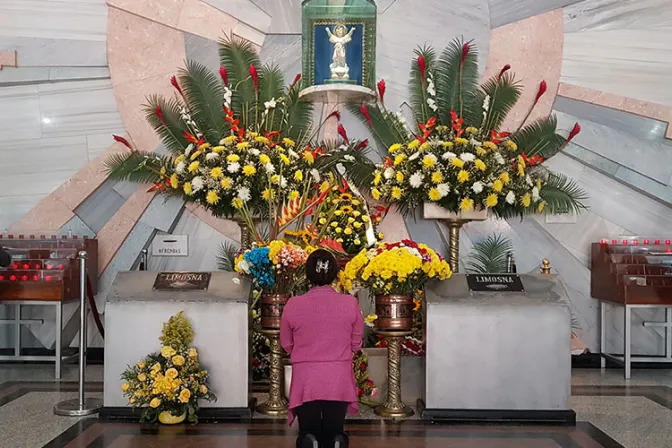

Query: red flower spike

[326,110,341,122]
[219,66,228,85]
[534,80,548,104]
[249,65,259,93]
[113,135,133,150]
[461,42,470,68]
[290,73,301,88]
[377,79,386,105]
[155,105,166,126]
[383,156,393,168]
[417,55,426,85]
[337,124,349,143]
[568,122,581,141]
[360,103,373,128]
[183,131,198,143]
[491,130,511,144]
[498,64,511,80]
[338,178,349,194]
[355,139,369,151]
[522,152,544,166]
[170,75,183,96]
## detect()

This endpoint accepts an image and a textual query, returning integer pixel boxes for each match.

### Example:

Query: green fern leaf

[216,240,241,272]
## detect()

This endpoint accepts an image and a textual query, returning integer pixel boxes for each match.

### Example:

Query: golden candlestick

[254,326,288,416]
[375,330,414,419]
[541,258,552,274]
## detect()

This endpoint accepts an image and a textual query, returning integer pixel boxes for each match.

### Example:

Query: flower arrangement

[353,350,379,406]
[339,240,452,296]
[351,38,587,219]
[120,312,216,423]
[234,240,310,293]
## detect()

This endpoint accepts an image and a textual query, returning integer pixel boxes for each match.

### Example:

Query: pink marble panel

[377,208,411,242]
[107,7,186,87]
[106,0,186,28]
[177,0,239,42]
[8,197,74,232]
[184,203,241,242]
[558,83,672,140]
[0,50,17,69]
[97,188,155,273]
[483,9,564,132]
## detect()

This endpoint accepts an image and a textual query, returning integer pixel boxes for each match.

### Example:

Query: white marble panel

[564,0,672,32]
[376,0,490,112]
[252,0,301,34]
[562,29,672,107]
[86,132,118,160]
[0,67,51,84]
[38,79,125,139]
[0,195,41,230]
[49,67,110,81]
[259,35,302,81]
[0,0,107,41]
[203,0,271,33]
[0,135,89,175]
[0,171,75,198]
[0,36,107,66]
[489,0,581,28]
[0,84,41,141]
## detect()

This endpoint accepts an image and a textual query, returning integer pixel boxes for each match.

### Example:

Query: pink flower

[371,388,379,398]
[377,79,386,105]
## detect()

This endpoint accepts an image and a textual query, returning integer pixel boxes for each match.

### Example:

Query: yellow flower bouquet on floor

[339,240,452,296]
[120,312,216,424]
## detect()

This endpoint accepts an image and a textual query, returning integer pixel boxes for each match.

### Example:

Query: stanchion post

[54,251,102,416]
[375,330,414,419]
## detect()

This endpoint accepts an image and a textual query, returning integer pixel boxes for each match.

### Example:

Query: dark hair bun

[305,249,338,286]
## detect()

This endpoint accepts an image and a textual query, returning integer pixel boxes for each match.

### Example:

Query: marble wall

[2,0,672,357]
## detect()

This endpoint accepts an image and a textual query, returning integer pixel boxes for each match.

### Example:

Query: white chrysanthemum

[238,187,251,202]
[409,152,421,161]
[384,167,394,179]
[184,143,194,157]
[460,152,475,162]
[288,149,299,159]
[472,181,484,193]
[469,137,482,147]
[310,169,320,183]
[192,176,204,192]
[494,152,505,165]
[227,162,240,173]
[442,151,457,160]
[525,175,533,187]
[532,186,540,201]
[265,163,275,174]
[410,172,424,188]
[175,161,186,174]
[250,148,260,156]
[205,152,219,161]
[505,191,516,204]
[437,183,450,197]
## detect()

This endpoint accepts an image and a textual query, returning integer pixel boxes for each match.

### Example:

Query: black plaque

[153,272,211,291]
[466,274,525,292]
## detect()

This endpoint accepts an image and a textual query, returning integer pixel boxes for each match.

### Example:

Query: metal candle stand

[53,251,102,416]
[254,325,288,416]
[375,330,414,419]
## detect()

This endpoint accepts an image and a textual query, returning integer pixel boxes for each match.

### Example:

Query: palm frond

[540,172,588,215]
[104,151,170,183]
[465,233,513,274]
[314,142,377,193]
[409,46,437,125]
[479,71,522,133]
[283,78,313,140]
[216,240,240,272]
[513,116,566,159]
[435,38,480,124]
[179,60,225,143]
[144,95,189,154]
[346,104,409,154]
[219,34,260,116]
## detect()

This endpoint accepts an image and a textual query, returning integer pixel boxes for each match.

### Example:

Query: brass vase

[374,295,414,331]
[260,293,290,330]
[158,410,186,425]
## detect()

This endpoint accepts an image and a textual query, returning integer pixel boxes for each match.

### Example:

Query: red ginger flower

[170,75,183,96]
[534,80,548,105]
[290,73,301,88]
[360,103,373,128]
[326,110,341,122]
[417,55,426,85]
[249,64,258,93]
[560,122,582,150]
[113,135,133,150]
[377,79,386,105]
[461,42,470,68]
[155,105,166,126]
[498,64,511,80]
[337,124,349,143]
[219,66,228,85]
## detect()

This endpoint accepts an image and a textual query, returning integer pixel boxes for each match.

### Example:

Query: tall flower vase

[423,203,488,273]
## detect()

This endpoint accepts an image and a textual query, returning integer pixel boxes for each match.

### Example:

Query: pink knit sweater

[280,285,364,425]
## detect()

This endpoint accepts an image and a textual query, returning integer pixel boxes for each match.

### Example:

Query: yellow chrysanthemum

[492,179,503,192]
[212,145,225,153]
[263,188,275,201]
[160,166,166,176]
[454,137,469,146]
[320,181,330,193]
[506,140,518,151]
[174,155,185,165]
[518,163,525,177]
[442,141,454,149]
[500,172,510,184]
[243,165,256,176]
[188,161,199,173]
[476,146,487,156]
[422,155,436,168]
[457,170,470,183]
[394,154,406,166]
[237,142,250,151]
[474,159,486,171]
[198,143,210,151]
[209,167,223,179]
[283,138,296,147]
[465,126,478,134]
[482,141,497,150]
[223,135,237,145]
[407,140,421,150]
[428,188,441,201]
[183,182,193,195]
[388,143,402,153]
[536,178,542,190]
[391,187,403,200]
[232,197,244,209]
[170,174,179,189]
[372,188,381,200]
[280,154,291,165]
[521,193,532,208]
[303,151,315,165]
[431,171,443,184]
[259,154,270,164]
[460,197,475,211]
[289,190,300,200]
[255,136,270,145]
[396,171,404,183]
[220,177,232,189]
[486,194,498,207]
[420,142,430,152]
[206,190,220,205]
[294,170,303,181]
[451,158,464,169]
[226,154,240,163]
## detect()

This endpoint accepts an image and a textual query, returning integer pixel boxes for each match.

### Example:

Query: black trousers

[295,400,348,447]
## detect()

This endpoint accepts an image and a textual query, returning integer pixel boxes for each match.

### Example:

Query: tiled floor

[2,365,672,447]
